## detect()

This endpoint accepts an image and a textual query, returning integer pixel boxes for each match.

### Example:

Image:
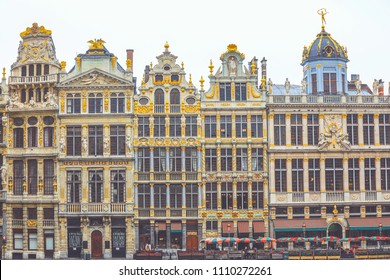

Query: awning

[348,217,390,230]
[274,219,327,232]
[222,221,234,233]
[237,221,249,233]
[171,222,182,232]
[253,221,266,233]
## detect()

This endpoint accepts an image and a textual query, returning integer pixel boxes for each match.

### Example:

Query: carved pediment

[59,69,132,87]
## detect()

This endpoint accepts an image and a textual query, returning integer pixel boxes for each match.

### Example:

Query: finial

[2,67,6,79]
[251,59,256,75]
[189,74,193,85]
[317,8,328,31]
[181,62,184,69]
[209,59,214,75]
[87,38,106,49]
[126,59,132,70]
[199,76,205,91]
[332,205,338,215]
[142,74,146,87]
[150,62,153,68]
[60,61,66,71]
[164,41,169,50]
[75,56,81,70]
[261,75,266,90]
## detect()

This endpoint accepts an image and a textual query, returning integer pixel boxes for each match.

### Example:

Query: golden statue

[332,205,338,215]
[317,8,328,30]
[87,39,106,49]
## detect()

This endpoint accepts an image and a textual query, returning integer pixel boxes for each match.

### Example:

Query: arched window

[170,88,180,104]
[21,89,27,103]
[36,88,42,102]
[154,89,164,104]
[36,64,42,76]
[21,66,27,77]
[29,64,34,76]
[28,88,34,102]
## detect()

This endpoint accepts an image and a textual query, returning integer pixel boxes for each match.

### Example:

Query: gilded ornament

[60,61,66,71]
[20,23,52,37]
[26,220,38,227]
[76,56,81,70]
[88,39,106,49]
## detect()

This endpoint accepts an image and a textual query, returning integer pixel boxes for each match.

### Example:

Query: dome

[302,28,349,63]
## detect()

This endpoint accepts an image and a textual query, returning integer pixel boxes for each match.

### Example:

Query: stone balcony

[59,202,133,215]
[136,208,198,218]
[8,74,58,85]
[270,191,390,205]
[268,94,390,105]
[136,172,199,182]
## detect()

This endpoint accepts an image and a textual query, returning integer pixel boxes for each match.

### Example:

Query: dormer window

[163,65,171,71]
[171,74,179,82]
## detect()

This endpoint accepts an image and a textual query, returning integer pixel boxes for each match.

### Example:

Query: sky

[1,0,389,89]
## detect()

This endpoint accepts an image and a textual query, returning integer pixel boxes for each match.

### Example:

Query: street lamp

[379,223,383,249]
[302,223,306,238]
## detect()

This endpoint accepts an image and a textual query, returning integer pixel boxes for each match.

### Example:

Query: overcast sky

[1,0,389,89]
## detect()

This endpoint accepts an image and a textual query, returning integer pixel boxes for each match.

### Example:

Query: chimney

[261,57,267,81]
[378,79,384,96]
[144,65,150,83]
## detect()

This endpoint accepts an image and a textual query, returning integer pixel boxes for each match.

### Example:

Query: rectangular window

[89,169,103,203]
[154,185,166,208]
[13,208,23,219]
[307,114,319,146]
[363,114,374,145]
[205,149,217,171]
[205,116,216,138]
[348,158,360,191]
[235,115,247,138]
[110,125,125,155]
[219,83,231,101]
[154,148,166,172]
[292,159,303,192]
[14,128,24,148]
[44,159,54,195]
[67,170,81,203]
[28,127,38,147]
[291,114,303,145]
[252,182,264,209]
[364,158,376,191]
[14,231,23,250]
[379,114,390,145]
[220,116,232,138]
[110,93,125,113]
[28,159,37,195]
[323,73,337,94]
[186,184,198,208]
[251,148,263,171]
[28,230,37,250]
[89,125,103,156]
[170,184,182,208]
[221,182,233,210]
[43,127,54,147]
[138,148,150,172]
[206,221,217,231]
[88,94,103,113]
[138,117,150,137]
[185,148,198,172]
[381,158,390,191]
[206,183,217,210]
[67,94,81,114]
[235,83,247,101]
[236,148,248,171]
[27,208,37,219]
[185,116,197,137]
[325,159,343,191]
[236,182,248,209]
[311,74,317,94]
[154,116,165,137]
[43,208,54,220]
[13,160,24,195]
[169,147,181,172]
[169,116,181,137]
[251,115,263,138]
[308,159,320,192]
[221,148,232,171]
[275,159,287,192]
[111,170,125,203]
[66,126,82,156]
[274,114,286,145]
[347,114,359,145]
[138,184,150,208]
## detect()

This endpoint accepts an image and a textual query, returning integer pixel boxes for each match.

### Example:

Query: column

[248,181,253,210]
[103,166,110,203]
[302,114,308,146]
[23,207,28,259]
[285,114,291,146]
[217,182,222,209]
[182,220,187,250]
[81,167,88,203]
[37,206,44,259]
[103,217,111,259]
[358,114,364,146]
[216,114,221,138]
[82,124,88,157]
[150,220,155,249]
[166,184,170,209]
[359,158,365,192]
[166,222,171,249]
[132,219,139,253]
[80,217,90,256]
[343,158,349,192]
[58,217,67,259]
[320,158,326,193]
[150,147,154,171]
[247,113,252,140]
[268,114,274,146]
[232,144,237,172]
[303,158,309,192]
[232,179,237,210]
[286,158,292,193]
[199,182,204,209]
[269,159,275,193]
[126,165,133,204]
[231,114,236,139]
[376,157,381,191]
[150,184,154,208]
[319,114,324,138]
[182,183,186,209]
[374,114,380,146]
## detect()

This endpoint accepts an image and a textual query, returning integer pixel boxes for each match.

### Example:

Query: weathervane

[317,8,328,30]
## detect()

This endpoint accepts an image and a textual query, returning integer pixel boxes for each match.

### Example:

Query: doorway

[44,231,54,259]
[328,223,343,238]
[91,230,103,259]
[186,235,198,251]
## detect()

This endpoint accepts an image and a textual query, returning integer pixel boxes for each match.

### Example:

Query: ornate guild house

[0,13,389,259]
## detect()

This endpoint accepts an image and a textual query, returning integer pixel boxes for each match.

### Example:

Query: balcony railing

[269,94,390,105]
[154,172,166,180]
[186,172,198,180]
[170,172,182,181]
[186,209,198,217]
[154,104,165,113]
[12,219,24,227]
[138,209,150,217]
[138,172,150,181]
[365,191,377,201]
[326,192,344,202]
[292,192,304,202]
[43,219,55,227]
[170,104,181,113]
[154,209,166,217]
[170,209,182,217]
[61,203,128,214]
[9,74,58,85]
